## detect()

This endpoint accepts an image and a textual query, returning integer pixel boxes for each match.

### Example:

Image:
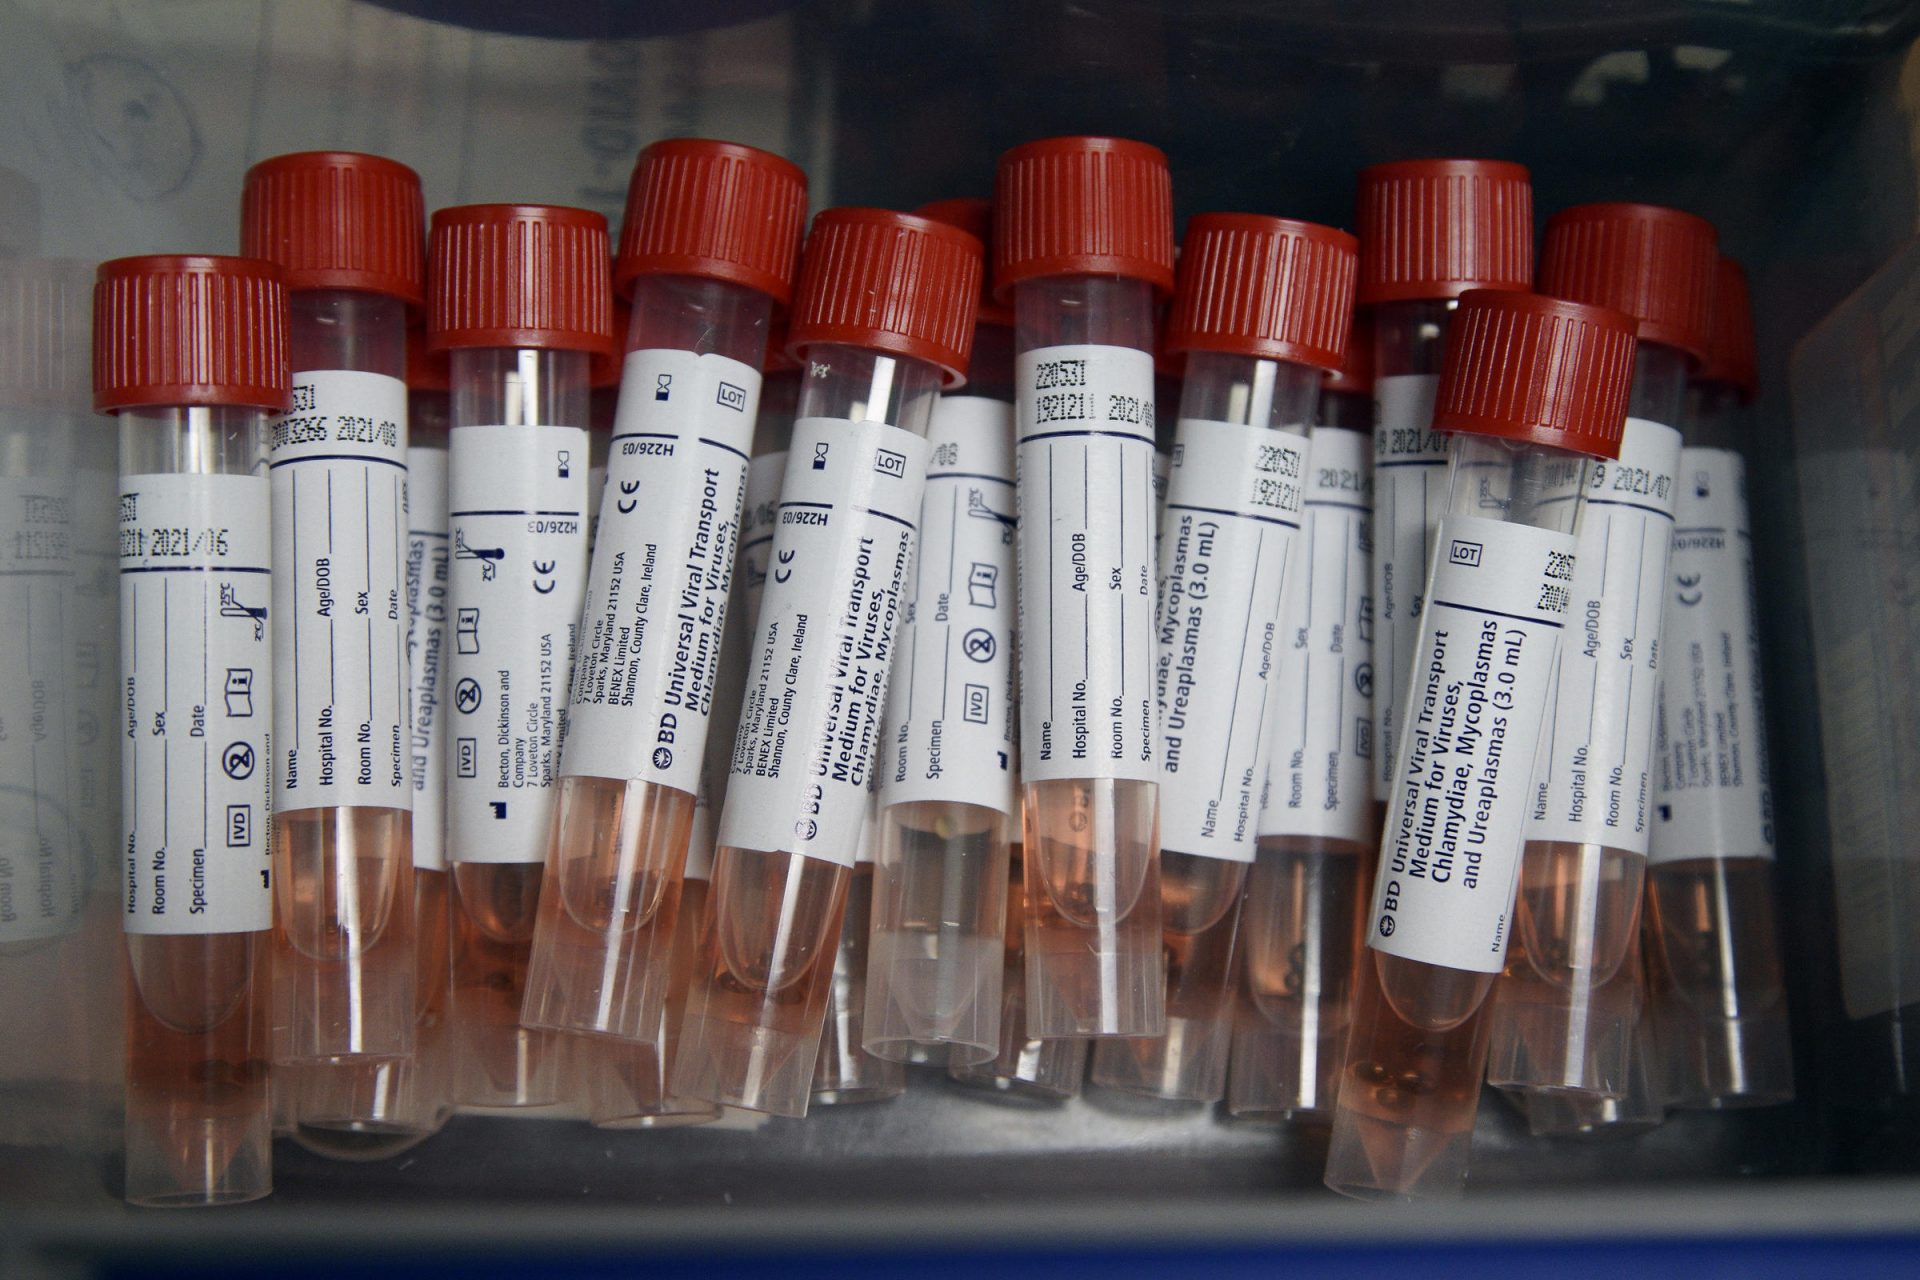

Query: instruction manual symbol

[455,530,503,581]
[218,583,267,639]
[223,669,255,717]
[456,608,480,654]
[967,563,999,608]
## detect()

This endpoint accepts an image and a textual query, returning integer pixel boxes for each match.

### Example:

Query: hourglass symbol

[655,373,672,401]
[813,442,830,471]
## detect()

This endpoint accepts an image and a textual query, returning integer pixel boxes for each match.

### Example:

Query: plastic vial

[1645,257,1793,1109]
[1324,289,1638,1200]
[1358,160,1533,828]
[429,204,615,1107]
[1228,318,1377,1124]
[580,823,722,1130]
[947,839,1091,1101]
[97,254,290,1206]
[1095,215,1359,1102]
[241,152,423,1066]
[1524,934,1668,1138]
[672,208,982,1117]
[995,136,1176,1038]
[1488,202,1717,1098]
[522,140,805,1047]
[289,328,456,1154]
[0,256,97,1149]
[813,794,906,1103]
[861,197,1018,1067]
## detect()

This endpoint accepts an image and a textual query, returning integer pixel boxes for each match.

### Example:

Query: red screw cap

[1166,214,1357,372]
[1356,159,1533,307]
[1697,256,1756,399]
[93,254,291,414]
[1324,312,1374,397]
[593,289,633,389]
[428,204,615,356]
[616,138,808,307]
[916,197,1016,329]
[786,208,982,388]
[1433,289,1638,461]
[993,136,1175,304]
[241,151,425,306]
[1538,202,1717,365]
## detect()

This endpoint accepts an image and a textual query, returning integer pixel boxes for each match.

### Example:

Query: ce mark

[616,479,640,515]
[533,559,558,594]
[773,548,796,584]
[1675,571,1703,607]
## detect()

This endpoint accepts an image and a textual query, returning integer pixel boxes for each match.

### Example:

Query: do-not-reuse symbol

[454,678,483,714]
[222,741,255,780]
[962,628,996,662]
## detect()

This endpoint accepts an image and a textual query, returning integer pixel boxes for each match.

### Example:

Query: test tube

[0,256,92,1147]
[947,840,1091,1100]
[1095,215,1359,1102]
[522,140,805,1046]
[430,204,614,1107]
[1228,319,1377,1124]
[97,254,289,1206]
[1324,289,1638,1200]
[862,197,1018,1067]
[580,810,722,1129]
[1488,202,1717,1097]
[673,208,982,1117]
[289,328,456,1152]
[813,794,906,1103]
[241,152,422,1065]
[1645,257,1793,1109]
[1359,161,1533,827]
[1523,935,1667,1138]
[995,136,1176,1038]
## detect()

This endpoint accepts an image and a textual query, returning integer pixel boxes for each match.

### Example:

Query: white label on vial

[719,417,928,867]
[406,444,450,872]
[1372,373,1447,797]
[0,474,80,943]
[1155,420,1306,862]
[1262,427,1375,845]
[880,396,1018,817]
[270,370,410,816]
[1016,343,1157,785]
[445,425,589,864]
[738,450,786,629]
[1367,514,1575,972]
[1651,448,1775,863]
[120,473,273,935]
[561,350,759,796]
[1528,418,1681,853]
